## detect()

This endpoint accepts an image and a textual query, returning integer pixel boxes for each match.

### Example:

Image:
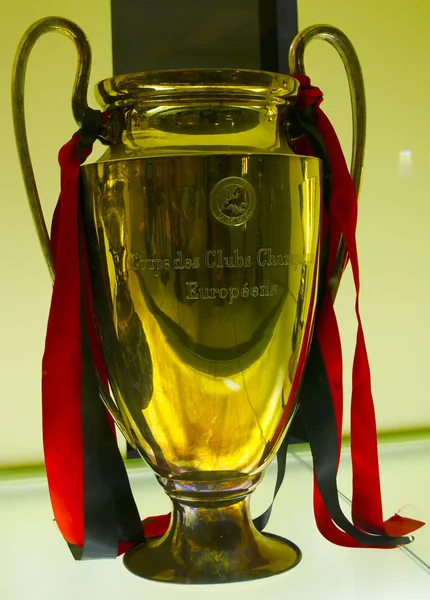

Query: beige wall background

[1,0,114,467]
[1,0,429,467]
[297,0,430,436]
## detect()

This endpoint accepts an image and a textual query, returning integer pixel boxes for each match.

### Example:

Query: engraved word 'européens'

[129,248,314,303]
[186,282,278,304]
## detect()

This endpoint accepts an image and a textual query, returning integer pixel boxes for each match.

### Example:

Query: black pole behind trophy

[111,0,298,74]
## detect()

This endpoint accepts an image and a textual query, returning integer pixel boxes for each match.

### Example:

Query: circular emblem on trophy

[210,176,256,226]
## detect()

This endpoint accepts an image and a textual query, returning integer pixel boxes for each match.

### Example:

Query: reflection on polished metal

[12,17,363,584]
[124,499,303,583]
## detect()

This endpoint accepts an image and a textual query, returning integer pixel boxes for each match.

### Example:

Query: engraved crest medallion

[210,176,256,226]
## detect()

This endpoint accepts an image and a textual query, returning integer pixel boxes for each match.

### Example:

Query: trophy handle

[12,18,137,451]
[12,17,92,281]
[288,25,366,298]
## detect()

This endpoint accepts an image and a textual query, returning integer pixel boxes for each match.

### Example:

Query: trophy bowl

[13,18,325,585]
[81,68,321,582]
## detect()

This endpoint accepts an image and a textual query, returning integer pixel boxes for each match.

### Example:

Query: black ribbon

[68,157,145,560]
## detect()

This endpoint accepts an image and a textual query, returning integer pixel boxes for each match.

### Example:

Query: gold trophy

[12,18,364,584]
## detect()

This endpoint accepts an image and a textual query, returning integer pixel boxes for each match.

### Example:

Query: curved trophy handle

[288,24,366,298]
[12,18,136,451]
[11,17,92,281]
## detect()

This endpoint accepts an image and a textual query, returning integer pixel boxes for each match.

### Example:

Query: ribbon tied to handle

[291,74,424,546]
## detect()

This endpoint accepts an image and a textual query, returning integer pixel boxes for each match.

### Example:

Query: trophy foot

[123,486,301,584]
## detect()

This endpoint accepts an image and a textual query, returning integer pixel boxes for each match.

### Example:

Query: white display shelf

[1,440,429,599]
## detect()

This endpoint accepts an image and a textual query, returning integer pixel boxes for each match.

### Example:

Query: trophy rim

[95,68,299,108]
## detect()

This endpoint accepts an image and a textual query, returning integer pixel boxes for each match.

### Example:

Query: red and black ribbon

[43,110,169,558]
[289,74,424,546]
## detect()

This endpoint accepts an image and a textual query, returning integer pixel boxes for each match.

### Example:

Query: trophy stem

[123,483,301,584]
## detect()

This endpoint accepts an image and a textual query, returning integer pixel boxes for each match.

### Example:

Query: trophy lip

[82,151,322,165]
[95,68,299,109]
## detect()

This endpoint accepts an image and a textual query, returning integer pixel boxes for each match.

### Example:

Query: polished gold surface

[12,17,368,584]
[289,24,366,297]
[94,68,300,160]
[124,496,301,583]
[82,153,320,476]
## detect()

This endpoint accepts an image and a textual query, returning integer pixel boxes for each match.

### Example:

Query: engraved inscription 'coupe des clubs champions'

[12,17,423,585]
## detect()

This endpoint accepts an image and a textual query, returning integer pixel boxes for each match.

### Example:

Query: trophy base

[123,531,301,584]
[123,488,301,584]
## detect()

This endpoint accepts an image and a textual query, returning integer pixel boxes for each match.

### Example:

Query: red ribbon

[43,133,87,547]
[43,130,169,555]
[293,74,424,545]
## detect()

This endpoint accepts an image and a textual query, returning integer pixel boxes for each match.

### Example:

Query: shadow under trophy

[12,18,365,584]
